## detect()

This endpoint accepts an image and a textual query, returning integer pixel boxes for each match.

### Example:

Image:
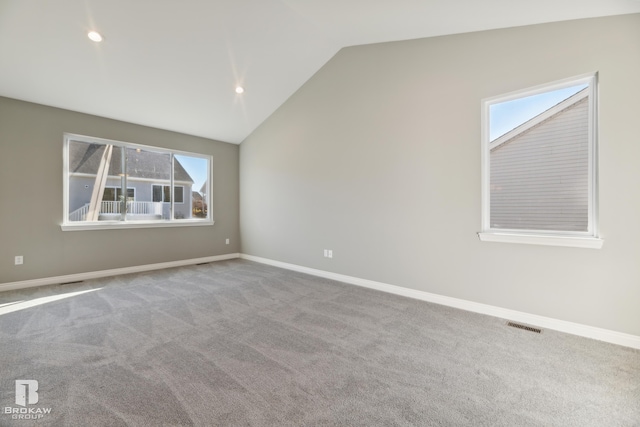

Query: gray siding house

[490,88,589,231]
[68,143,194,221]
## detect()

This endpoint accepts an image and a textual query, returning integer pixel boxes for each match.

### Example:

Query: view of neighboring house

[68,143,194,221]
[490,88,589,231]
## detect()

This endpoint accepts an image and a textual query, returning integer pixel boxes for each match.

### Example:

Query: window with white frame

[63,133,212,230]
[152,185,184,204]
[479,74,602,248]
[103,187,135,202]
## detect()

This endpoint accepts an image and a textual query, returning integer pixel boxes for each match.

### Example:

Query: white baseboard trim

[0,253,241,293]
[240,254,640,350]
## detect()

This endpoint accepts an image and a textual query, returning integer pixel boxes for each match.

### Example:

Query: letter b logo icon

[15,380,38,406]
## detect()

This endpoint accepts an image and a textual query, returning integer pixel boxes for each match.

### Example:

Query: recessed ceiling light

[235,86,244,94]
[88,31,103,42]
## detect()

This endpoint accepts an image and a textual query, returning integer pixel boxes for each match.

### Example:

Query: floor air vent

[507,321,542,334]
[59,281,83,286]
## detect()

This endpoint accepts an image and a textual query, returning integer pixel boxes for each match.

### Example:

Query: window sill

[61,219,214,231]
[478,232,603,249]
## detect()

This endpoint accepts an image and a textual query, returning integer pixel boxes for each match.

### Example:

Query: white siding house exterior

[489,88,589,231]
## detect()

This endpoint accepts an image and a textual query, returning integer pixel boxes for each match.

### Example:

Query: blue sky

[489,83,588,141]
[175,155,208,192]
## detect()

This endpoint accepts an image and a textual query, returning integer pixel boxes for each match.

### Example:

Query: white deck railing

[100,201,163,215]
[69,204,90,222]
[69,201,163,221]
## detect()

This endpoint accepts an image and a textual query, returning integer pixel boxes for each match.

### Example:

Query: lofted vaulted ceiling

[1,0,639,144]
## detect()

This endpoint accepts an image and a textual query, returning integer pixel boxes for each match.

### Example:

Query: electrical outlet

[15,255,24,265]
[323,249,333,259]
[225,238,230,245]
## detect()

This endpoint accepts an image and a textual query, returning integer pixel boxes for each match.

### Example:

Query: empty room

[1,1,639,425]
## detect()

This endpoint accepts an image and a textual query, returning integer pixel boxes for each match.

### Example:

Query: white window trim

[479,73,603,249]
[62,133,213,231]
[478,232,603,249]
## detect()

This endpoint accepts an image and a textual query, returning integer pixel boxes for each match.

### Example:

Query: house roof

[192,191,203,201]
[69,142,194,183]
[490,87,589,151]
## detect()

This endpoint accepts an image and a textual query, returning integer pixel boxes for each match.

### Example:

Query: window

[152,185,184,204]
[103,187,135,202]
[63,133,212,230]
[479,74,602,248]
[174,186,184,204]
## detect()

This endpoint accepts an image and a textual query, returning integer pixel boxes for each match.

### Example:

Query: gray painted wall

[240,15,640,336]
[0,97,239,283]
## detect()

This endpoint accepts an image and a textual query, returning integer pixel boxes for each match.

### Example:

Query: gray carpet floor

[0,259,638,426]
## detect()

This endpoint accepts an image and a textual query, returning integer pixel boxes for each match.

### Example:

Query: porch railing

[69,201,163,221]
[69,204,90,222]
[100,201,163,215]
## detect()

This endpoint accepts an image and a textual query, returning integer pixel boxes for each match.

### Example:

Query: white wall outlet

[15,255,24,265]
[225,238,230,245]
[324,249,333,259]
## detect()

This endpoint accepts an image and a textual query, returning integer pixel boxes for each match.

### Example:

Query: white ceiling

[1,1,639,144]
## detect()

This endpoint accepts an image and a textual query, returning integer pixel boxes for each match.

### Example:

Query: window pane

[103,188,116,201]
[174,154,209,220]
[126,147,170,220]
[67,140,121,222]
[152,185,163,203]
[488,83,590,232]
[174,186,184,204]
[114,188,135,201]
